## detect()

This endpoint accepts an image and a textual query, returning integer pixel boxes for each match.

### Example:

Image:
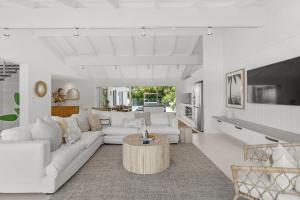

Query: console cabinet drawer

[213,118,285,145]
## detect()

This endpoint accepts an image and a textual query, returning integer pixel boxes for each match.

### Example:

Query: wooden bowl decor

[35,81,47,97]
[66,88,80,100]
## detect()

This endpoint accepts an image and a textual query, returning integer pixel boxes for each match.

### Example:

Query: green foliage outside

[131,86,176,110]
[0,92,20,121]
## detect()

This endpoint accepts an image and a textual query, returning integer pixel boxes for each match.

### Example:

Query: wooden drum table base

[123,134,170,174]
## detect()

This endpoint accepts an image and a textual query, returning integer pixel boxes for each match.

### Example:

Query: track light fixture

[176,64,180,70]
[207,27,213,36]
[73,27,79,37]
[140,27,146,37]
[3,28,10,37]
[114,65,118,70]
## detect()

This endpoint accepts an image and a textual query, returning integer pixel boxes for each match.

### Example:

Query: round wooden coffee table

[122,134,170,174]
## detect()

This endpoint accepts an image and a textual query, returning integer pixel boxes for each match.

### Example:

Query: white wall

[222,0,300,134]
[0,31,78,125]
[51,78,95,110]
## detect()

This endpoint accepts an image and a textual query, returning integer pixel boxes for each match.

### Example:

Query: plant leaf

[14,108,20,115]
[0,114,18,121]
[14,93,20,105]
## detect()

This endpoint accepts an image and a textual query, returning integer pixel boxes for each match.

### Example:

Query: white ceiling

[41,34,202,80]
[0,0,272,8]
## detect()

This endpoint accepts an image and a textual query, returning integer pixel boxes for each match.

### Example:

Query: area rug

[50,144,234,200]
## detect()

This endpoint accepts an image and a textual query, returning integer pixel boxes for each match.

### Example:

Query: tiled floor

[0,133,243,200]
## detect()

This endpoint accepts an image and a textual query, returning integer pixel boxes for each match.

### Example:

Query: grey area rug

[50,144,234,200]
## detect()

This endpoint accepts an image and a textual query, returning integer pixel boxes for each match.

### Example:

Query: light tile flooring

[0,133,244,200]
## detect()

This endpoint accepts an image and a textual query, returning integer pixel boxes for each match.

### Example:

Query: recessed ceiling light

[73,27,79,37]
[207,27,213,36]
[140,27,146,37]
[3,28,10,37]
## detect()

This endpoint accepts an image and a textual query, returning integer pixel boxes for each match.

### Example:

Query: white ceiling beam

[170,36,178,56]
[39,37,64,62]
[131,36,135,56]
[187,36,201,55]
[34,28,208,37]
[108,0,120,8]
[86,37,98,55]
[57,0,84,8]
[152,36,156,56]
[65,55,202,65]
[9,0,46,8]
[0,8,265,28]
[64,37,78,55]
[108,36,117,55]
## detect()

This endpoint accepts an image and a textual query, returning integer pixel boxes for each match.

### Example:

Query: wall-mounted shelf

[213,116,300,144]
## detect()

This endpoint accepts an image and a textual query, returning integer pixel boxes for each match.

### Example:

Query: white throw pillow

[64,117,82,145]
[111,112,134,126]
[72,113,91,132]
[1,125,33,141]
[31,118,62,151]
[123,118,143,128]
[272,145,298,191]
[150,113,169,126]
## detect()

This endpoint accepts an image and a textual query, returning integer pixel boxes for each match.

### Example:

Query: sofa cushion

[87,113,102,131]
[111,112,134,126]
[1,124,33,142]
[46,141,86,176]
[89,109,111,119]
[150,113,169,126]
[64,117,82,145]
[31,118,62,151]
[81,131,104,148]
[134,112,151,126]
[51,116,68,138]
[72,113,91,132]
[102,126,140,136]
[123,118,143,128]
[147,125,180,135]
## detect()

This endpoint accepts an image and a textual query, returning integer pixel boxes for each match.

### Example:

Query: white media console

[213,116,300,145]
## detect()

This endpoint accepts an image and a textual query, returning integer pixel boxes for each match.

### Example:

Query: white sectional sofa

[89,110,180,144]
[0,115,104,194]
[0,110,179,193]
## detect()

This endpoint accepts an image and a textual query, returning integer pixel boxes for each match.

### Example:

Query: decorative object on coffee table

[226,69,245,109]
[123,134,170,174]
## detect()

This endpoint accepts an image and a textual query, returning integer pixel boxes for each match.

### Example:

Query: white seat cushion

[150,113,169,126]
[102,126,140,136]
[80,131,104,148]
[147,125,180,135]
[111,112,134,126]
[46,141,86,176]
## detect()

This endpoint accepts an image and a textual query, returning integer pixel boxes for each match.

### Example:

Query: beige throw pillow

[88,113,102,131]
[51,116,68,137]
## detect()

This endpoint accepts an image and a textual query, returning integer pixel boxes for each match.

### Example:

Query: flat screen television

[247,56,300,106]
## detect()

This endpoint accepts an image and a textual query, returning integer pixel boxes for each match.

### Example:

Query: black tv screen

[247,56,300,106]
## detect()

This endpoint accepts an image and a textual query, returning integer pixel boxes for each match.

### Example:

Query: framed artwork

[226,69,245,109]
[35,81,47,98]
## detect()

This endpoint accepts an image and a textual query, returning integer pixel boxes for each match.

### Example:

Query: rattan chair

[231,143,300,200]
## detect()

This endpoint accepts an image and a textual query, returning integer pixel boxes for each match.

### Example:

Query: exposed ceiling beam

[170,36,178,56]
[65,55,202,65]
[108,36,117,55]
[39,37,65,62]
[57,0,84,8]
[0,8,265,28]
[34,28,208,37]
[131,36,135,56]
[9,0,46,8]
[108,0,120,8]
[86,37,98,56]
[187,36,201,55]
[64,37,79,55]
[152,36,156,56]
